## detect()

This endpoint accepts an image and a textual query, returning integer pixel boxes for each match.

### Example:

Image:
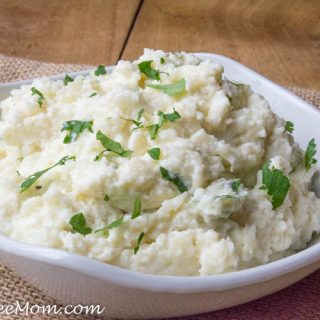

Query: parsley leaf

[64,74,74,86]
[94,65,106,76]
[131,194,142,219]
[94,150,107,162]
[137,108,144,121]
[160,166,188,193]
[94,216,124,234]
[305,138,317,171]
[146,79,186,96]
[148,148,160,160]
[231,179,241,193]
[134,232,145,254]
[160,57,165,64]
[31,87,45,108]
[20,155,75,193]
[89,92,97,97]
[96,131,132,157]
[285,121,294,133]
[148,124,160,140]
[69,213,92,236]
[148,109,181,140]
[260,161,290,210]
[138,60,160,80]
[104,194,110,202]
[61,120,94,144]
[158,110,181,122]
[121,108,145,131]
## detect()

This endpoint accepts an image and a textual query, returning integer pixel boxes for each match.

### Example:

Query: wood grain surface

[0,0,319,90]
[123,0,320,90]
[0,0,141,65]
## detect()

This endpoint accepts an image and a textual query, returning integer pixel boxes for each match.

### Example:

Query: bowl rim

[0,52,319,294]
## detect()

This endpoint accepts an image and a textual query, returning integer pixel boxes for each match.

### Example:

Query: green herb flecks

[61,120,94,144]
[138,60,160,80]
[104,194,110,202]
[148,148,160,160]
[31,87,45,108]
[285,121,294,134]
[231,180,241,193]
[89,92,98,97]
[94,65,106,76]
[69,213,92,236]
[148,109,181,140]
[260,161,290,210]
[131,195,142,219]
[121,108,145,131]
[134,232,145,254]
[160,57,165,64]
[96,131,132,158]
[148,124,160,140]
[64,74,74,86]
[160,166,188,193]
[94,216,124,234]
[305,138,317,172]
[20,156,75,193]
[146,79,186,96]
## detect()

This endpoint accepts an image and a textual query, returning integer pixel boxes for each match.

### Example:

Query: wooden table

[0,0,319,90]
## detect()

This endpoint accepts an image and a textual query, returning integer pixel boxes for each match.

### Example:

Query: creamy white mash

[0,49,319,276]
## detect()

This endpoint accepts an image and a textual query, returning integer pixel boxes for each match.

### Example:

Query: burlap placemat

[0,53,319,320]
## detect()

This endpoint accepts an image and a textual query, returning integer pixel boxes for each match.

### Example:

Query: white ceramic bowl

[0,53,319,320]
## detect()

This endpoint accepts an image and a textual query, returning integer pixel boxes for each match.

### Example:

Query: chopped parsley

[134,232,145,254]
[231,179,241,193]
[160,166,188,193]
[148,109,181,140]
[94,150,107,162]
[94,216,124,234]
[89,92,97,97]
[104,194,110,202]
[31,87,45,108]
[146,79,186,96]
[94,65,106,76]
[285,121,294,134]
[131,194,142,219]
[138,60,160,80]
[121,108,145,131]
[305,138,317,171]
[61,120,94,144]
[160,57,165,64]
[148,124,160,140]
[160,110,181,122]
[69,213,92,236]
[20,156,75,193]
[63,74,74,86]
[260,161,290,210]
[148,148,160,160]
[96,131,132,157]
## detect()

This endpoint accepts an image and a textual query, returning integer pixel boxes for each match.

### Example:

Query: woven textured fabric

[0,54,319,320]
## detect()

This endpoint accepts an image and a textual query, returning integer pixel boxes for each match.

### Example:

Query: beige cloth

[0,53,319,320]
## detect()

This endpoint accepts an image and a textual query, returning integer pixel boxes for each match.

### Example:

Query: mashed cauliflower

[0,49,319,276]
